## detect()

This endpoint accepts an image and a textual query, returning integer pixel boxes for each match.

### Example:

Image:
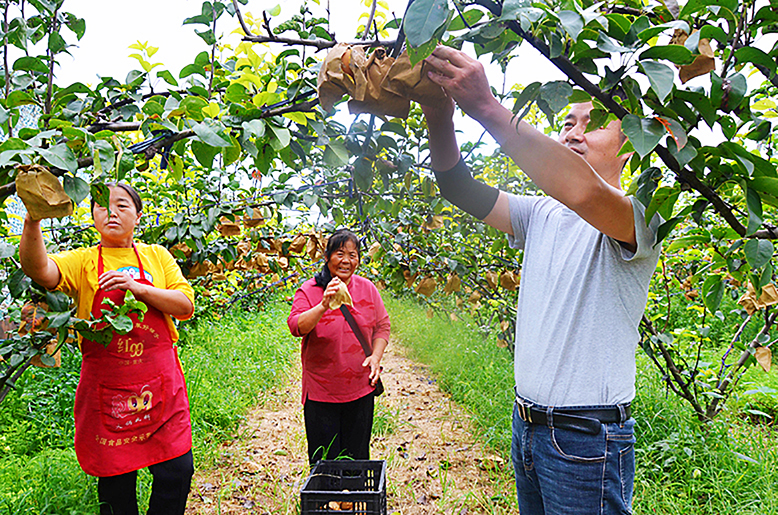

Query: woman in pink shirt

[288,229,390,464]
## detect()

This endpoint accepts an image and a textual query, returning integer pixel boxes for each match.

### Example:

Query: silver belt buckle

[515,396,533,423]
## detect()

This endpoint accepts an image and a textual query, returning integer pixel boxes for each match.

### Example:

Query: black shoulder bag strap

[339,305,384,396]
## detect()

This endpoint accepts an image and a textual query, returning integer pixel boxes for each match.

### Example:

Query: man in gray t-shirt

[422,46,661,514]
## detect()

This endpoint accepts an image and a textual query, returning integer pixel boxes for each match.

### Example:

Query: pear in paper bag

[330,281,353,310]
[347,46,410,119]
[15,164,73,220]
[317,43,354,112]
[381,51,447,106]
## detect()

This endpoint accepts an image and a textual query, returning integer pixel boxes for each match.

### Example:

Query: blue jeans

[511,403,635,515]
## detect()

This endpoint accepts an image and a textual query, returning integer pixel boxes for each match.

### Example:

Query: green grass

[0,302,298,515]
[384,294,778,515]
[383,296,515,457]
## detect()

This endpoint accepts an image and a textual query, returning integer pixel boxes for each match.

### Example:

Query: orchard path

[184,342,518,514]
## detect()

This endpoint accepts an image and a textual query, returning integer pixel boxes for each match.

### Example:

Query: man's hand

[425,46,501,122]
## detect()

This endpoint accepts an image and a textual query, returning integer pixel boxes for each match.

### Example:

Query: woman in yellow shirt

[19,183,195,515]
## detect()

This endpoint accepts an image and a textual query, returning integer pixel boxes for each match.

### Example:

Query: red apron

[73,244,192,477]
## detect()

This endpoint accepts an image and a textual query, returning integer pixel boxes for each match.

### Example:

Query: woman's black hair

[90,182,143,213]
[314,229,361,288]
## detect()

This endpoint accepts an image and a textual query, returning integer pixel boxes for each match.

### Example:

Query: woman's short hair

[90,182,143,213]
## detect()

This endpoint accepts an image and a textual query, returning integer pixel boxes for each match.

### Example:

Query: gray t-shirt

[508,194,661,407]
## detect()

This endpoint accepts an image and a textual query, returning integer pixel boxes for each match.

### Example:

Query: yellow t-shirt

[50,243,195,343]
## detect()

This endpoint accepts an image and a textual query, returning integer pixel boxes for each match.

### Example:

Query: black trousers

[97,449,194,515]
[304,393,374,465]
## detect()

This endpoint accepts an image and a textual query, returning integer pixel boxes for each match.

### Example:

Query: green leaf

[268,4,281,16]
[242,119,266,138]
[90,182,111,211]
[639,61,674,103]
[638,45,693,65]
[448,9,483,31]
[744,239,774,270]
[156,70,178,86]
[13,56,49,74]
[353,156,374,191]
[9,269,31,299]
[646,186,680,223]
[631,166,662,207]
[538,81,573,115]
[725,74,748,111]
[323,140,349,167]
[734,47,776,75]
[511,82,541,117]
[558,11,584,41]
[746,187,763,236]
[667,137,697,169]
[46,291,71,312]
[195,29,217,46]
[622,115,666,159]
[407,38,438,67]
[47,311,71,329]
[66,16,86,40]
[403,0,450,48]
[48,32,67,54]
[193,122,232,147]
[36,144,78,173]
[656,216,685,244]
[191,140,220,168]
[702,274,724,312]
[63,175,90,205]
[0,240,15,259]
[110,314,134,334]
[268,125,291,150]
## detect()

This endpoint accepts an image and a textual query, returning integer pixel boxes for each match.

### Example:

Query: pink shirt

[288,275,391,404]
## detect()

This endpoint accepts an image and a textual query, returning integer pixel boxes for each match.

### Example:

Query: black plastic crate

[300,460,387,514]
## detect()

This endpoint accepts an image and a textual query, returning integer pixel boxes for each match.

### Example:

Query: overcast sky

[55,0,562,92]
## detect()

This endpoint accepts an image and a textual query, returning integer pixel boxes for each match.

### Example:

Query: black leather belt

[515,396,631,435]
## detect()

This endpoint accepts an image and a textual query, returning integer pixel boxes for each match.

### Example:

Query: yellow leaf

[755,347,772,373]
[283,112,308,125]
[202,102,221,118]
[426,308,434,319]
[752,99,776,111]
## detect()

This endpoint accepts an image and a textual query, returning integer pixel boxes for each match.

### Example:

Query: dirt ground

[184,342,518,514]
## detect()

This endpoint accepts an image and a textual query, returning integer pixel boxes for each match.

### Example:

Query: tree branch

[240,33,394,50]
[473,0,749,237]
[232,0,255,37]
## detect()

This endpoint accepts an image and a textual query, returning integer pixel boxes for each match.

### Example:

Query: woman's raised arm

[20,214,61,290]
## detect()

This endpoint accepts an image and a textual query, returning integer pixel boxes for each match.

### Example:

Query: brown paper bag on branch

[317,43,354,112]
[15,164,73,220]
[670,29,716,84]
[381,51,447,106]
[347,46,410,118]
[318,44,410,118]
[737,282,778,315]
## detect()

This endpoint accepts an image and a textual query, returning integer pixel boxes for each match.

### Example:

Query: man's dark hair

[314,229,361,288]
[90,182,143,214]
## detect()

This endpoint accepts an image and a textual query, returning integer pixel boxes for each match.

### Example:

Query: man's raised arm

[424,46,637,250]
